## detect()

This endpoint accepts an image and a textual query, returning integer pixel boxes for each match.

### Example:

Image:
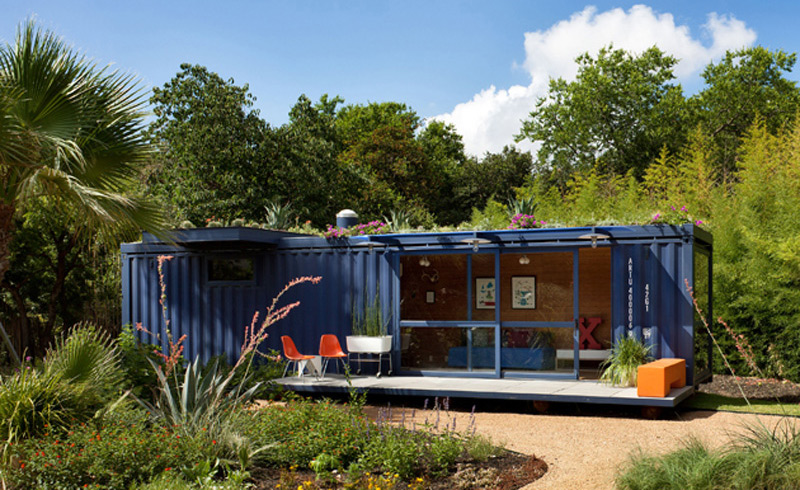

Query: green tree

[276,94,346,227]
[147,64,273,224]
[454,146,534,219]
[335,102,437,224]
[0,20,163,290]
[418,120,468,225]
[517,45,687,182]
[692,46,800,176]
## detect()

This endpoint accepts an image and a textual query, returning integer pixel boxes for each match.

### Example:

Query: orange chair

[281,335,316,378]
[319,334,348,378]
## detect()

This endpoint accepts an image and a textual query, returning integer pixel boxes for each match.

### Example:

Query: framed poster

[475,278,496,309]
[512,276,536,309]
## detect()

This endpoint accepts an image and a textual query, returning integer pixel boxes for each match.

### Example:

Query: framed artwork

[426,290,435,303]
[475,278,496,309]
[512,276,536,309]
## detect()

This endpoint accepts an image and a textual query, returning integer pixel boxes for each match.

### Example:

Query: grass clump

[600,335,652,387]
[616,421,800,490]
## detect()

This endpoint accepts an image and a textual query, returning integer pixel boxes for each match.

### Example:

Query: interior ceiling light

[419,256,431,267]
[519,254,530,265]
[460,237,491,252]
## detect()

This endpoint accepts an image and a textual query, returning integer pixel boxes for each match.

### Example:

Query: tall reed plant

[351,293,388,337]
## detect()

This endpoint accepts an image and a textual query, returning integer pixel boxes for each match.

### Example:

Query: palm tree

[0,21,165,358]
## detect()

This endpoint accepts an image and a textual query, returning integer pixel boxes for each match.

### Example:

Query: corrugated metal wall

[121,248,395,363]
[122,229,706,384]
[611,240,696,383]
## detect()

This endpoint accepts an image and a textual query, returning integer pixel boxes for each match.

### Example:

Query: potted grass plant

[346,294,391,354]
[600,335,652,387]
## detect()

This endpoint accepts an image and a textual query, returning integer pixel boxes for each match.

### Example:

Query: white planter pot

[346,335,392,354]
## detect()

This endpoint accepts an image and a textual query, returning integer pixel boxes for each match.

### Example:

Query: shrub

[0,323,127,444]
[241,399,367,468]
[44,323,123,412]
[3,408,206,489]
[118,323,163,398]
[600,335,652,387]
[0,363,77,443]
[135,357,259,435]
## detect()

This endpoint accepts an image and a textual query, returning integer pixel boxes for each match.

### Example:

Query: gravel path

[368,405,800,490]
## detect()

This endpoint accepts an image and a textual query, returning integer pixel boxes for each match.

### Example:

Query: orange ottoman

[637,358,686,397]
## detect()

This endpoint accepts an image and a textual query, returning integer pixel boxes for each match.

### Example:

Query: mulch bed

[697,374,800,403]
[250,451,547,489]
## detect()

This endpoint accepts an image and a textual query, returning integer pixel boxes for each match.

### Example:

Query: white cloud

[433,5,757,157]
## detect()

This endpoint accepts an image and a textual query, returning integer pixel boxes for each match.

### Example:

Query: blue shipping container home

[121,224,712,405]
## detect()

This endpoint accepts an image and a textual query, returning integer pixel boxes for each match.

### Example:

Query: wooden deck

[276,374,694,408]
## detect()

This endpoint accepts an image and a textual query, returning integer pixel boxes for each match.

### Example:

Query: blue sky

[3,1,799,155]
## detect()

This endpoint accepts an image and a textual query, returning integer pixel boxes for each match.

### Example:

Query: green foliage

[241,398,480,481]
[3,408,206,489]
[600,335,652,387]
[518,45,687,181]
[134,357,259,433]
[711,119,800,381]
[0,323,126,443]
[454,146,534,221]
[0,20,163,354]
[0,361,76,443]
[616,422,800,490]
[469,198,510,231]
[241,398,367,468]
[263,201,295,230]
[118,324,163,397]
[147,64,273,225]
[507,195,538,218]
[693,46,800,175]
[44,324,122,407]
[464,433,505,462]
[383,209,413,232]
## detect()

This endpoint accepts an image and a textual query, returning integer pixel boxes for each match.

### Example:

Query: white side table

[296,355,322,378]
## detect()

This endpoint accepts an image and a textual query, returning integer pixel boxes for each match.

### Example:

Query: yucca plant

[600,335,652,387]
[507,196,538,218]
[136,357,260,431]
[264,201,294,230]
[383,209,412,232]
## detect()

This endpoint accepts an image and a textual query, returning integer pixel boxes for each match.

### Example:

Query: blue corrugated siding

[120,225,708,385]
[121,249,395,364]
[609,240,696,383]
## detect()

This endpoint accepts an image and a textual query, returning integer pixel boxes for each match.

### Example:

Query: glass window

[208,257,255,283]
[400,326,495,372]
[500,252,573,322]
[500,327,570,373]
[400,254,467,321]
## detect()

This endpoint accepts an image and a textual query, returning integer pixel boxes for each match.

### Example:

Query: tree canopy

[517,45,687,182]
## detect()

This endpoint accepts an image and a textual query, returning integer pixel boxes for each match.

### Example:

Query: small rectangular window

[208,257,255,283]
